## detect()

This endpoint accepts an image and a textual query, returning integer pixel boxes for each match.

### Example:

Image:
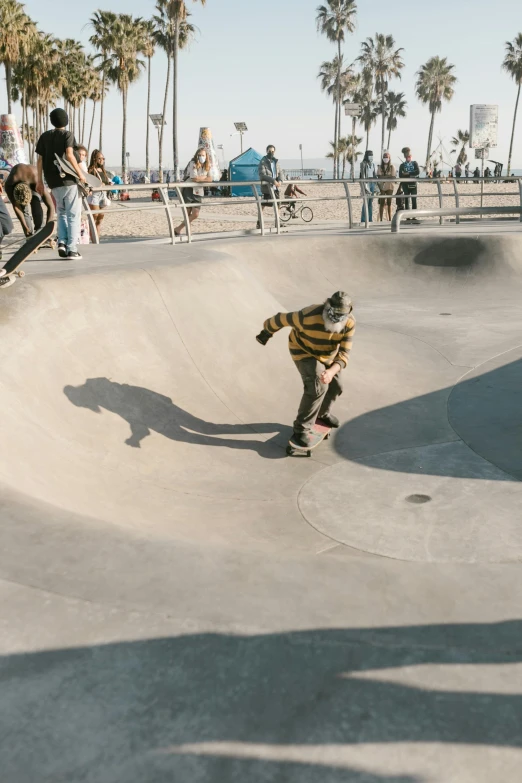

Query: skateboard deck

[54,154,100,196]
[286,421,332,457]
[0,221,56,289]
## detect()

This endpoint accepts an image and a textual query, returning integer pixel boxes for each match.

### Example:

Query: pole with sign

[345,103,361,180]
[299,144,304,177]
[470,105,497,215]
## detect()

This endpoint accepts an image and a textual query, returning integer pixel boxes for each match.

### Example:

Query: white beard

[323,308,348,333]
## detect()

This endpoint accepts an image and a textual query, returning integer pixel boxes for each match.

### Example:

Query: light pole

[150,113,167,182]
[299,143,304,177]
[233,122,248,154]
[125,151,130,182]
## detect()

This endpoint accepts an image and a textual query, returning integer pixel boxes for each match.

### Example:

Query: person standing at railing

[465,162,470,180]
[257,145,283,229]
[174,147,212,238]
[398,147,420,224]
[376,151,396,222]
[88,150,111,238]
[359,150,376,225]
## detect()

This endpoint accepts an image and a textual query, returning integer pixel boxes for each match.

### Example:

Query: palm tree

[140,19,157,180]
[0,0,35,113]
[154,4,195,182]
[316,0,357,178]
[87,69,104,152]
[415,56,457,171]
[89,10,117,150]
[358,34,404,155]
[450,129,470,166]
[344,132,363,179]
[157,0,206,179]
[503,34,522,176]
[102,14,145,179]
[318,55,357,178]
[385,90,407,149]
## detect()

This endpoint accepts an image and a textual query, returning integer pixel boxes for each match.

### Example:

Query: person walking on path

[36,108,86,259]
[398,147,420,224]
[256,291,355,449]
[257,144,283,228]
[376,151,396,222]
[359,150,376,224]
[174,147,212,238]
[4,163,54,237]
[87,150,111,238]
[465,162,470,180]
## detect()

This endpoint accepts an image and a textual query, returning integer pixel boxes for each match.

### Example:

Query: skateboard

[286,420,332,457]
[0,220,56,289]
[54,154,100,197]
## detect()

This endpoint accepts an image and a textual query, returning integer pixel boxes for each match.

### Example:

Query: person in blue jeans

[36,108,86,259]
[0,187,14,271]
[359,150,376,224]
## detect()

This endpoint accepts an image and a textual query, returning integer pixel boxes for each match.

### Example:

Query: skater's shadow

[64,377,287,459]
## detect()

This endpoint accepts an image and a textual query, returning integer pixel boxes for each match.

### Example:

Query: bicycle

[280,200,314,223]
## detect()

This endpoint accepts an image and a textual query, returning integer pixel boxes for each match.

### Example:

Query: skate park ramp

[2,231,522,783]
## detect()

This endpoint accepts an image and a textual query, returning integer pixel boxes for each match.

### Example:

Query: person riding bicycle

[284,182,307,217]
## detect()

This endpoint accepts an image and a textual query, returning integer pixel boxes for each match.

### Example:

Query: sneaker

[58,242,67,258]
[67,251,82,260]
[317,413,340,428]
[291,431,313,448]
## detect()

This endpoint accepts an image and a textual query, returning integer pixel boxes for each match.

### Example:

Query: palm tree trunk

[99,69,106,150]
[366,126,370,151]
[82,99,87,145]
[426,110,436,171]
[337,99,342,179]
[333,99,338,179]
[6,62,12,113]
[350,117,356,180]
[146,55,151,179]
[381,92,386,153]
[122,86,128,179]
[88,100,97,152]
[507,82,521,176]
[32,106,37,163]
[336,39,342,180]
[173,21,180,178]
[159,53,171,184]
[387,122,392,151]
[21,88,26,142]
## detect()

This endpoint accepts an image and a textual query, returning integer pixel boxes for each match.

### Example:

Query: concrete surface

[1,229,522,782]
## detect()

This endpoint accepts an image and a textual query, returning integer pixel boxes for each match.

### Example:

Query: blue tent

[229,147,262,197]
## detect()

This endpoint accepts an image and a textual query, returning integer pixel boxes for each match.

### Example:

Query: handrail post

[269,184,280,235]
[252,183,265,235]
[436,180,443,225]
[159,185,175,245]
[518,178,522,222]
[343,181,353,229]
[360,180,369,228]
[83,195,99,245]
[391,210,402,233]
[452,178,460,224]
[174,184,192,242]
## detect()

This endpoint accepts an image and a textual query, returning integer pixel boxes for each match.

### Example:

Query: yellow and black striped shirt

[264,304,356,368]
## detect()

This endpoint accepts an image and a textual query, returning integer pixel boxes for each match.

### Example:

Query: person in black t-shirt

[36,108,86,260]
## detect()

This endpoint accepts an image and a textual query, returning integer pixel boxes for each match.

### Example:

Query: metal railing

[82,175,522,245]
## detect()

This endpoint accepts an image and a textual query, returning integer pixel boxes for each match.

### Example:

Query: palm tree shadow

[64,377,288,460]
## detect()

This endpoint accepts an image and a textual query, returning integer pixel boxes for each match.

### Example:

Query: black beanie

[50,108,68,128]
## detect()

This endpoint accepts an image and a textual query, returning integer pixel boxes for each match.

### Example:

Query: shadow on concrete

[3,621,522,780]
[336,357,522,481]
[413,237,488,269]
[64,377,288,459]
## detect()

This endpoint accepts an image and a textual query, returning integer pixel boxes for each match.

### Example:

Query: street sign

[149,114,166,127]
[475,148,489,160]
[470,105,498,148]
[344,103,361,117]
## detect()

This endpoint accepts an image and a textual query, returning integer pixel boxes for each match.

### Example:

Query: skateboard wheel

[306,451,312,457]
[286,445,294,456]
[17,270,25,277]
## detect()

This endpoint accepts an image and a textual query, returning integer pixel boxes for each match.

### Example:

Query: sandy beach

[3,180,521,244]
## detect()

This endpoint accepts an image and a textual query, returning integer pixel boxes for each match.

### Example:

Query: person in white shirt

[174,148,212,237]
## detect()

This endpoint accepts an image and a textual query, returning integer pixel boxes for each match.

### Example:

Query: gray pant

[293,357,343,434]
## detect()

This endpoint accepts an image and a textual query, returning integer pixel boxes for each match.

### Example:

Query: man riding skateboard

[4,163,55,237]
[257,291,355,447]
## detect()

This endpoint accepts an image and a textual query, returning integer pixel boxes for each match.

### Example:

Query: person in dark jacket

[398,147,420,223]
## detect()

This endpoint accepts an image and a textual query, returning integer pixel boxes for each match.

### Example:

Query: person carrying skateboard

[4,163,55,237]
[36,108,86,260]
[257,291,355,448]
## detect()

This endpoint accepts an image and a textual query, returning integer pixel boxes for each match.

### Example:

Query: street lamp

[232,122,248,154]
[150,113,167,181]
[299,143,304,177]
[217,144,225,168]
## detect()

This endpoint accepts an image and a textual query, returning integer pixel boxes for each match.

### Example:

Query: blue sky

[15,0,522,170]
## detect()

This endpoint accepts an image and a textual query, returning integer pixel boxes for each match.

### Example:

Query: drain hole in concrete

[439,313,452,316]
[406,494,432,504]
